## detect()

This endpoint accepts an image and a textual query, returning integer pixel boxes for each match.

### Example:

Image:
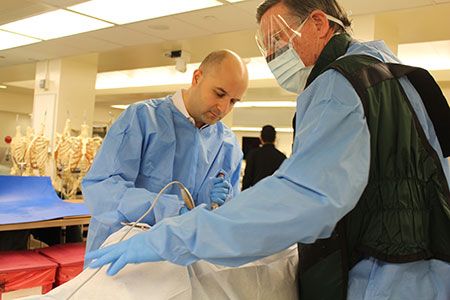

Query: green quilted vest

[297,38,450,300]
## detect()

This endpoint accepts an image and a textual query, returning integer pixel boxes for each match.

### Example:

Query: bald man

[82,50,248,263]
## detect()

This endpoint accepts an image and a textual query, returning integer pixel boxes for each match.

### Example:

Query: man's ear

[192,69,202,85]
[310,10,330,38]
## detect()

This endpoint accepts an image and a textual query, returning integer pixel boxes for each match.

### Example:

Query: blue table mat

[0,175,90,225]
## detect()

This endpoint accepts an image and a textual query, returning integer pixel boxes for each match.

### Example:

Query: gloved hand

[209,177,231,208]
[86,232,163,276]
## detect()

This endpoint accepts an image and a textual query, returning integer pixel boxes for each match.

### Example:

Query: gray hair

[256,0,351,33]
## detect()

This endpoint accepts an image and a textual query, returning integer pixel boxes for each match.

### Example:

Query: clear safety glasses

[255,14,304,62]
[255,13,345,62]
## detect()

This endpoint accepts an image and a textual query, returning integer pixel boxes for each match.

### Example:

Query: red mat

[38,243,85,286]
[0,250,57,299]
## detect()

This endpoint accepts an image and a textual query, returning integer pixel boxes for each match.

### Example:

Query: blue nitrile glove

[209,177,231,208]
[179,206,189,215]
[86,232,163,276]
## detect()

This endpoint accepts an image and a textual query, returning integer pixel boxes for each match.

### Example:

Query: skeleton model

[10,126,28,175]
[53,121,102,199]
[54,119,76,195]
[24,123,50,176]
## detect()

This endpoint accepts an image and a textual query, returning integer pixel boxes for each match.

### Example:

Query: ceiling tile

[61,34,122,52]
[40,0,89,8]
[7,39,82,61]
[87,26,164,46]
[175,5,257,34]
[231,0,260,17]
[125,17,210,41]
[0,1,54,25]
[340,0,433,15]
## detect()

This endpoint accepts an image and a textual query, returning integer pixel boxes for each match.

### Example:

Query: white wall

[0,90,33,114]
[0,90,33,160]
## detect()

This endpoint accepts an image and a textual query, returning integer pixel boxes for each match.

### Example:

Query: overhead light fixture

[0,9,113,40]
[232,127,294,133]
[398,40,450,71]
[0,30,41,50]
[97,63,201,89]
[69,0,223,25]
[111,105,129,110]
[0,84,7,89]
[97,56,273,90]
[235,101,296,108]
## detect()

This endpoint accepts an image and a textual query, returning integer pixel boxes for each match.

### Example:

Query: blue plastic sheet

[0,176,89,225]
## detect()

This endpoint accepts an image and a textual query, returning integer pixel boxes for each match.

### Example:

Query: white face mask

[267,44,313,94]
[263,14,344,94]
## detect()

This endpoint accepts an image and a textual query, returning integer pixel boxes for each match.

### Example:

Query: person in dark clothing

[242,125,286,190]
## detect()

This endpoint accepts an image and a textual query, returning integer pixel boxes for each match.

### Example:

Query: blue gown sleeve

[140,71,372,266]
[82,104,183,252]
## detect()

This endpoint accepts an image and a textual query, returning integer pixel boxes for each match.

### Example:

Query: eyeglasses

[255,13,345,61]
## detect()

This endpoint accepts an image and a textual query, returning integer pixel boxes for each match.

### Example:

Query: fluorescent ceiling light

[97,63,201,89]
[97,56,273,89]
[235,101,296,108]
[0,30,41,50]
[232,127,294,133]
[0,10,113,40]
[398,40,450,71]
[69,0,223,25]
[0,84,7,89]
[111,105,130,110]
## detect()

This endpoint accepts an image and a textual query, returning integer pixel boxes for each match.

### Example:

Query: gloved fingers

[89,248,122,269]
[211,192,227,202]
[107,254,128,276]
[85,243,118,262]
[211,177,225,185]
[213,180,231,190]
[212,187,229,194]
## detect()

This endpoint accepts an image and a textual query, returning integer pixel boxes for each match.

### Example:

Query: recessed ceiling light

[69,0,223,25]
[0,85,7,89]
[0,9,113,40]
[0,30,41,50]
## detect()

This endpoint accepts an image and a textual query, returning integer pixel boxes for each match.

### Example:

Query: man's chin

[202,117,221,125]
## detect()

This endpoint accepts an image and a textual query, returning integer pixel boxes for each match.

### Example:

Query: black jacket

[242,144,286,190]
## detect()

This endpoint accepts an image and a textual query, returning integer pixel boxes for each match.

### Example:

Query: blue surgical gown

[82,97,243,257]
[137,40,450,299]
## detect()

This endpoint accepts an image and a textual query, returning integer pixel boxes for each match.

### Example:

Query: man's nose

[216,100,230,114]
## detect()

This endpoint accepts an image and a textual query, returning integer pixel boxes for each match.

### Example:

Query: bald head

[184,49,249,128]
[199,49,248,80]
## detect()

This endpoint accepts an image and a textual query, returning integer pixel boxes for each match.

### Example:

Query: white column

[32,54,98,177]
[33,54,98,147]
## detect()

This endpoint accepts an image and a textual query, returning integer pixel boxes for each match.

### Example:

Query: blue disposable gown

[138,41,450,299]
[82,97,242,256]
